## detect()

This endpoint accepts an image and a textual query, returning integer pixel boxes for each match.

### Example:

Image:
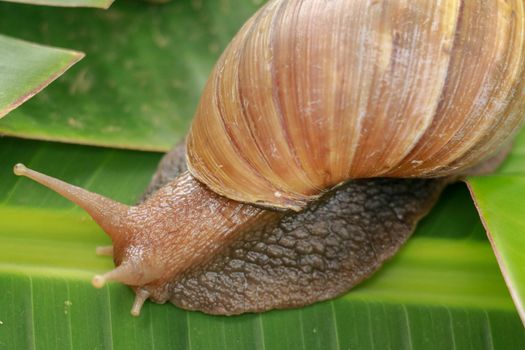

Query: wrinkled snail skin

[12,139,509,316]
[141,143,449,315]
[11,0,525,316]
[140,142,508,315]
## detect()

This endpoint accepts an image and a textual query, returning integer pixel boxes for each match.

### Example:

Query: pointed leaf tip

[0,34,84,119]
[0,0,115,9]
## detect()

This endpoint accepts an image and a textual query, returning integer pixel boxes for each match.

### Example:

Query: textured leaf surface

[0,0,113,9]
[0,34,83,119]
[0,0,262,151]
[0,137,523,349]
[468,129,525,326]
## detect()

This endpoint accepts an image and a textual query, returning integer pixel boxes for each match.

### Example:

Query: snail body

[13,0,525,316]
[140,143,452,314]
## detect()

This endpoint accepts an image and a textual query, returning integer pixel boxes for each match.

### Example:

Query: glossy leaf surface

[0,137,523,349]
[468,129,525,326]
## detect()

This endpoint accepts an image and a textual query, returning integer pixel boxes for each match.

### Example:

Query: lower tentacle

[131,289,151,317]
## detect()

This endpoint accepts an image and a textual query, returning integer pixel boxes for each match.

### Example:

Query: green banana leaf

[0,34,83,119]
[0,136,524,349]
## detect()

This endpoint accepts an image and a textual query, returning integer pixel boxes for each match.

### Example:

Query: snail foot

[95,245,113,256]
[131,288,151,317]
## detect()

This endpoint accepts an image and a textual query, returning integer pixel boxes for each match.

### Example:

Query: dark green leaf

[0,0,262,151]
[0,34,83,118]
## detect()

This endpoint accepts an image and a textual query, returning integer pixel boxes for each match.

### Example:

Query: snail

[12,0,525,316]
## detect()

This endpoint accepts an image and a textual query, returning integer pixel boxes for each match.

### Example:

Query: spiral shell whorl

[187,0,525,210]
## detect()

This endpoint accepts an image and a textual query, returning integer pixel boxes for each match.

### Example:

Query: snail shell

[187,0,525,210]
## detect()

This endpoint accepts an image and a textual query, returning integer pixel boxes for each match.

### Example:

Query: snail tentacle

[95,246,114,257]
[131,289,151,317]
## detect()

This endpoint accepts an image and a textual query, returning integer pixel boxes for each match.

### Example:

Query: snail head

[12,163,180,314]
[12,163,257,316]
